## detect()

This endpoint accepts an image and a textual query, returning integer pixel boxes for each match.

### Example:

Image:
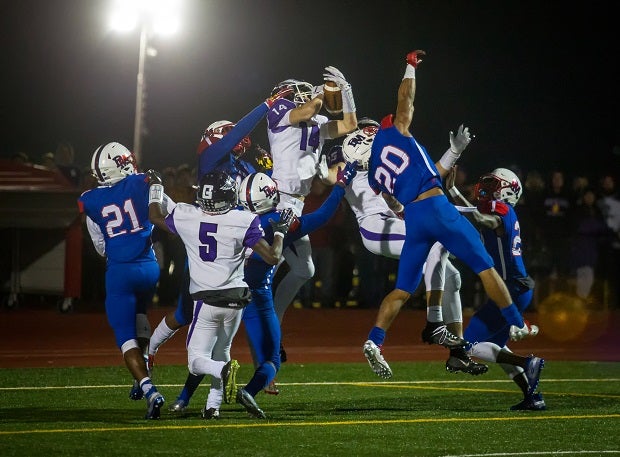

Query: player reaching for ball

[362,49,533,380]
[266,66,358,365]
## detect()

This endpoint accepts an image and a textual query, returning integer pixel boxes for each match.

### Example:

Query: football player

[266,67,357,359]
[148,170,288,419]
[233,161,357,418]
[78,142,170,419]
[446,166,545,410]
[328,118,487,376]
[147,88,293,415]
[362,49,532,380]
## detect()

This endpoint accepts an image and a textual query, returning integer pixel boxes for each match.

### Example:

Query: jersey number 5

[199,222,217,262]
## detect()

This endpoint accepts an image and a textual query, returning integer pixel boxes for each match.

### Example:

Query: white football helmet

[91,142,137,185]
[198,120,251,157]
[341,125,378,170]
[271,79,314,106]
[476,167,523,206]
[238,172,280,214]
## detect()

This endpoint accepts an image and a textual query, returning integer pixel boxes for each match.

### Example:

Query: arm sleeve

[289,185,345,242]
[86,216,106,257]
[243,215,265,248]
[162,193,177,215]
[198,102,269,178]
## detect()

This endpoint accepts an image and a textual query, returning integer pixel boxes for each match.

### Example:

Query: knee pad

[120,339,139,355]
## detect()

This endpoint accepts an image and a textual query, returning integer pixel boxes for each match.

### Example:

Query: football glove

[323,66,356,113]
[145,169,162,185]
[316,155,329,180]
[406,50,426,68]
[311,85,324,99]
[335,161,358,187]
[449,124,472,154]
[269,208,297,236]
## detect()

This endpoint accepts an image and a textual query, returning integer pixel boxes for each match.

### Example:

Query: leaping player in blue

[234,161,357,418]
[362,49,532,379]
[78,142,168,419]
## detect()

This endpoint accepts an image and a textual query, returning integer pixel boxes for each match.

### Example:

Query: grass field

[1,361,620,457]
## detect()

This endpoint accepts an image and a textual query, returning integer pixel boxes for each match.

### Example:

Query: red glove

[406,50,426,68]
[265,87,294,108]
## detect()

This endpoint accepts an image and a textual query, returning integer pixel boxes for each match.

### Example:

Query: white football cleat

[510,320,539,341]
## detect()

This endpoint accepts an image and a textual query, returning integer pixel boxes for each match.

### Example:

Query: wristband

[448,187,462,198]
[273,231,285,239]
[438,147,461,170]
[341,84,356,113]
[149,184,164,204]
[403,64,416,80]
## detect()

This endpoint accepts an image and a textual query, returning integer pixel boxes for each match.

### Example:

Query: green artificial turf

[1,361,619,456]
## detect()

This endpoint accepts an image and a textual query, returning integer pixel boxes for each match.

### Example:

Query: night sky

[1,0,618,181]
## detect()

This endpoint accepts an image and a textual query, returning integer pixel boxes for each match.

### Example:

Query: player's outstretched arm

[436,123,472,177]
[394,50,425,136]
[323,66,358,138]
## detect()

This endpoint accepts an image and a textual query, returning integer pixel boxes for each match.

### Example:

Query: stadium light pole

[108,0,181,166]
[133,23,148,166]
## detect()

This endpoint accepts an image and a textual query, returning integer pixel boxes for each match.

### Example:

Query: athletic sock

[368,326,386,346]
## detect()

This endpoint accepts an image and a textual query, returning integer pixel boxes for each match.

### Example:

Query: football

[323,81,343,115]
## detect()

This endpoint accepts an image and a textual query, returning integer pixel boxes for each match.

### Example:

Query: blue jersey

[480,203,534,299]
[368,125,441,204]
[243,185,345,289]
[197,102,268,183]
[78,173,156,265]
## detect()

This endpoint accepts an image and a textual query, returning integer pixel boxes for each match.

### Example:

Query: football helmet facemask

[196,171,238,214]
[341,125,378,170]
[91,142,137,185]
[475,167,522,206]
[271,79,314,107]
[238,172,280,215]
[199,120,251,158]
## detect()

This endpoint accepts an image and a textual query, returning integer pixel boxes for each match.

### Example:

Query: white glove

[323,66,348,89]
[449,124,472,154]
[311,85,324,99]
[323,66,356,113]
[316,155,329,180]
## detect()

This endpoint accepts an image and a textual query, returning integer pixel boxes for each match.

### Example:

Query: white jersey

[165,204,264,294]
[267,99,330,198]
[344,171,393,224]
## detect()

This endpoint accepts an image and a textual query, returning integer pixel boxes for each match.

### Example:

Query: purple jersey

[368,125,441,204]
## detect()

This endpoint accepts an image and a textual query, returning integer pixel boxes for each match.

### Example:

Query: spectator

[39,152,57,171]
[569,187,613,302]
[597,173,620,308]
[11,151,31,165]
[55,141,81,188]
[539,169,573,295]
